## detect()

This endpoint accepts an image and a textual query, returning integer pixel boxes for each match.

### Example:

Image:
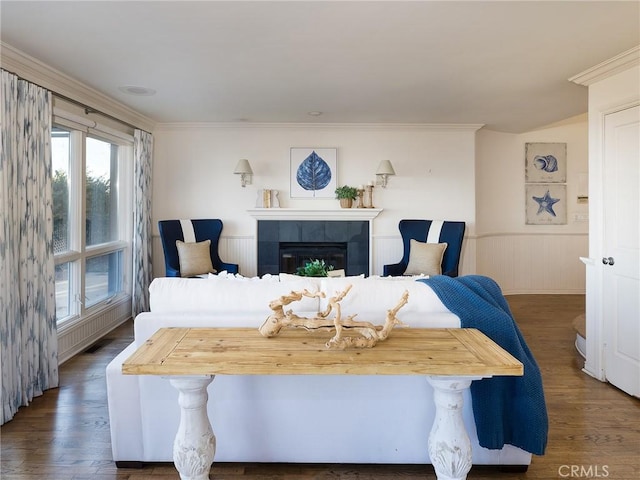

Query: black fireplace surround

[257,220,369,277]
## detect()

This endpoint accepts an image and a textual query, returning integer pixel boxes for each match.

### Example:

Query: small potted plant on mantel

[335,185,358,208]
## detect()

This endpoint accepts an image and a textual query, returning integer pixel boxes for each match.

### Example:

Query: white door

[602,105,640,397]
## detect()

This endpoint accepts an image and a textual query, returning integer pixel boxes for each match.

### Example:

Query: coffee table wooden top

[122,327,523,377]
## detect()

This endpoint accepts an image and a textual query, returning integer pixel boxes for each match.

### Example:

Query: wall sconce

[375,160,396,188]
[234,159,253,187]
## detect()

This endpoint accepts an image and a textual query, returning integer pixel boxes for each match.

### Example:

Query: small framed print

[526,184,567,225]
[525,143,567,183]
[290,147,337,198]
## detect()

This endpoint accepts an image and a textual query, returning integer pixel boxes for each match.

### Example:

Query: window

[52,125,132,325]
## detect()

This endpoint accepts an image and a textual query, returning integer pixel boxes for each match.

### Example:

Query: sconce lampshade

[234,159,253,187]
[234,159,253,175]
[376,160,396,176]
[376,160,395,188]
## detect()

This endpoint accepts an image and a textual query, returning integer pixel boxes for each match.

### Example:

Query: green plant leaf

[295,259,335,277]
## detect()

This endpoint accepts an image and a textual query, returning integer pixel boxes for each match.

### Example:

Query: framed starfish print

[526,184,567,225]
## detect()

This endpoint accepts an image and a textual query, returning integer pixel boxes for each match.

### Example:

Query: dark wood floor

[1,295,638,479]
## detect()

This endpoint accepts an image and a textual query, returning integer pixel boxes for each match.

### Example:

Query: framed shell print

[525,143,567,183]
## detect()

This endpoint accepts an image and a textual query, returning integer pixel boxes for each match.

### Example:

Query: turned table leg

[426,376,481,480]
[168,376,216,480]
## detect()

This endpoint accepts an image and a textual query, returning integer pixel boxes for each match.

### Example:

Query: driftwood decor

[258,284,409,349]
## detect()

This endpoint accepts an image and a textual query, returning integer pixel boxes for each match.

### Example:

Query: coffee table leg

[426,376,480,480]
[168,376,216,480]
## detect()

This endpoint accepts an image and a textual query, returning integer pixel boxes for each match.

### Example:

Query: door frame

[572,49,640,382]
[585,99,640,381]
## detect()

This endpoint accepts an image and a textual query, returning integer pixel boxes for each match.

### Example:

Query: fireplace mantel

[247,208,382,221]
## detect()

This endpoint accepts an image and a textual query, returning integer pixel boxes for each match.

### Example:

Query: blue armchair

[383,219,466,277]
[158,219,239,277]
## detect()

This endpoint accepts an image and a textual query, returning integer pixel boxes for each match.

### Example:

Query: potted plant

[335,185,358,208]
[296,259,334,277]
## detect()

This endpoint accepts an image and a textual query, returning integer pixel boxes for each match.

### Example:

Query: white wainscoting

[152,233,587,294]
[57,295,131,364]
[476,233,588,295]
[371,236,404,276]
[220,235,257,277]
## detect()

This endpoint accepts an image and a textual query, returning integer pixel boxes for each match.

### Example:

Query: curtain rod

[52,91,143,132]
[2,67,148,133]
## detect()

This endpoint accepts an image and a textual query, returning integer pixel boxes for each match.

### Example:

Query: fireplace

[279,242,347,274]
[257,220,369,276]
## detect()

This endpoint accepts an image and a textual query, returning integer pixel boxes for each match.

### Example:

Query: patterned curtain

[1,70,58,425]
[132,129,153,316]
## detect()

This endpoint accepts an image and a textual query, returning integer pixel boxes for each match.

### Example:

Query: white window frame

[52,112,133,327]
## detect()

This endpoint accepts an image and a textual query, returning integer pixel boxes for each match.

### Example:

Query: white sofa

[106,274,532,467]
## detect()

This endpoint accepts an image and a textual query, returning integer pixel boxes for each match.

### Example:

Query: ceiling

[1,1,639,132]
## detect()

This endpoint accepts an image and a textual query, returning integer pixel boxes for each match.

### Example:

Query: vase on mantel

[339,198,353,208]
[335,185,358,209]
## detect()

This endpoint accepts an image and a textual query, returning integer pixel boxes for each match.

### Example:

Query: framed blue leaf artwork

[290,148,337,198]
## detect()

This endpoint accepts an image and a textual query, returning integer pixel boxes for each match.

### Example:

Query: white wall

[152,120,589,294]
[475,116,589,293]
[152,124,479,277]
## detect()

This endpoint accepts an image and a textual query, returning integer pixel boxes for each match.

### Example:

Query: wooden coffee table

[123,327,523,480]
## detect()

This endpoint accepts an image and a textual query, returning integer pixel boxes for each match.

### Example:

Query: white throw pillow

[278,272,321,289]
[279,272,303,282]
[176,240,216,277]
[404,240,447,276]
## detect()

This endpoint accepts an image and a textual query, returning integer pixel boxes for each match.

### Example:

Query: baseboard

[115,461,143,469]
[497,465,529,473]
[113,460,529,471]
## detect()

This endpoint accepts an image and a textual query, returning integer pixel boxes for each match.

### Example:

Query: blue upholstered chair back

[383,219,466,277]
[158,219,239,277]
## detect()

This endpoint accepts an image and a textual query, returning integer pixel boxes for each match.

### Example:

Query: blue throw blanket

[418,275,548,455]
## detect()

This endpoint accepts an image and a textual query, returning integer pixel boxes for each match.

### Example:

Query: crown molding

[569,45,640,86]
[154,122,485,132]
[1,42,156,132]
